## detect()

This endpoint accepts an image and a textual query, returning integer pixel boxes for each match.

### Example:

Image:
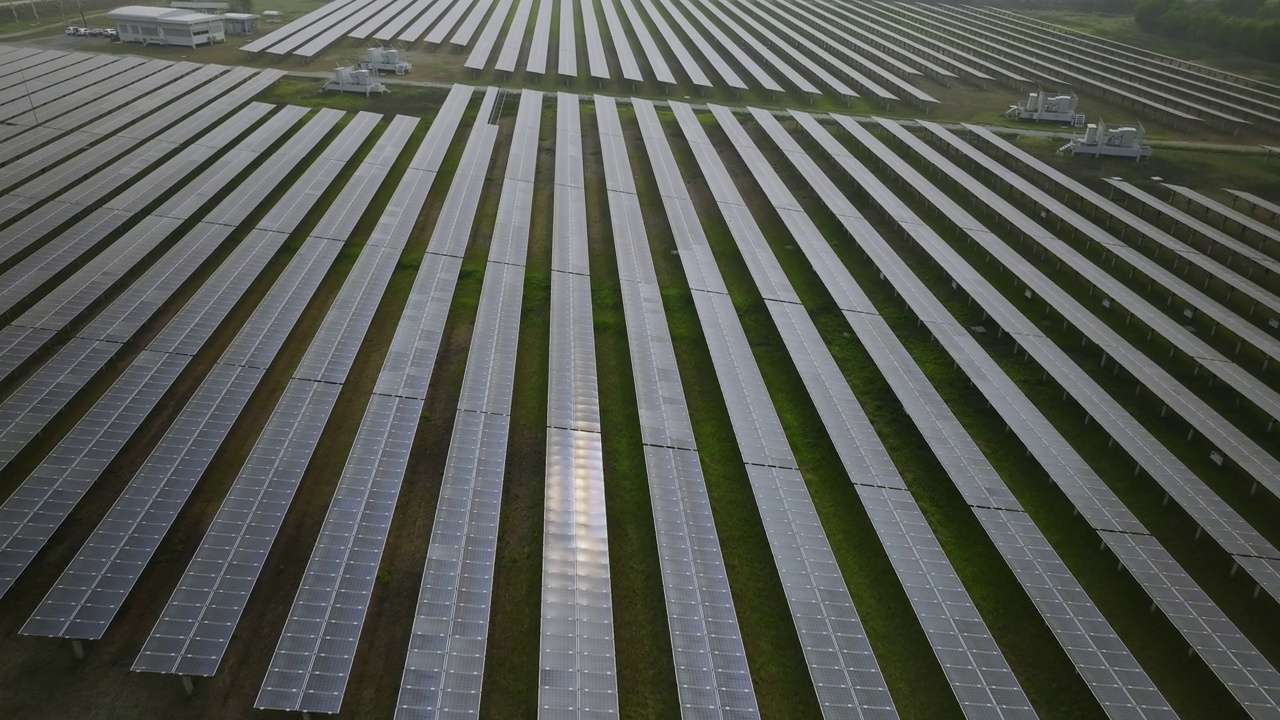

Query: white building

[223,12,258,34]
[107,6,226,47]
[169,0,229,13]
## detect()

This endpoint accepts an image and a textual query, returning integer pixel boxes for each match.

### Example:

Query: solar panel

[631,97,897,716]
[1224,189,1280,224]
[390,87,544,720]
[688,0,817,94]
[979,6,1280,105]
[537,424,617,720]
[746,102,1178,719]
[449,0,497,46]
[351,0,426,39]
[552,94,588,275]
[395,0,464,42]
[829,98,1280,715]
[1101,532,1280,716]
[134,227,282,357]
[575,0,604,80]
[410,85,474,172]
[291,0,402,58]
[18,140,399,632]
[916,120,1280,525]
[674,99,1039,717]
[467,0,520,71]
[935,4,1272,126]
[397,409,511,719]
[214,238,344,369]
[21,363,267,640]
[0,56,145,123]
[975,508,1176,720]
[1165,183,1280,248]
[137,98,470,678]
[258,92,498,716]
[597,0,641,82]
[261,0,390,56]
[240,0,356,52]
[0,350,189,598]
[129,375,338,675]
[1105,184,1275,281]
[525,0,552,74]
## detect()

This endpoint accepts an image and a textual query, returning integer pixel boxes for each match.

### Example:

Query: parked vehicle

[64,26,80,35]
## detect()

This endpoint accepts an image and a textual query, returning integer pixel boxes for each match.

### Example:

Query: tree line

[1134,0,1280,62]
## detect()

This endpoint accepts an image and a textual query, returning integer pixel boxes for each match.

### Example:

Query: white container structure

[224,13,257,34]
[1007,90,1084,125]
[359,47,411,75]
[107,6,226,47]
[323,66,388,96]
[1061,119,1153,160]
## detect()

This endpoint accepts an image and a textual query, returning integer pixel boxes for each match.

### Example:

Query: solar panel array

[536,93,621,720]
[392,88,539,720]
[952,125,1280,503]
[232,0,977,104]
[24,115,415,647]
[0,109,344,411]
[674,100,1034,720]
[147,129,424,691]
[250,92,476,714]
[1,33,1279,720]
[596,94,757,720]
[745,105,1178,720]
[632,96,901,719]
[1106,179,1280,286]
[818,113,1280,717]
[877,120,1280,581]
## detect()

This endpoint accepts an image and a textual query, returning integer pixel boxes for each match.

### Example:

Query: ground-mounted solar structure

[0,1,1279,718]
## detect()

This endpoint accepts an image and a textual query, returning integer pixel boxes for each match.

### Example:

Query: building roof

[106,6,222,23]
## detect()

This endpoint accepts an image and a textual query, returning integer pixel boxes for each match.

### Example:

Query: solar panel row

[941,5,1280,128]
[978,5,1280,109]
[133,106,443,683]
[632,97,900,719]
[595,94,759,720]
[394,90,539,720]
[530,92,620,720]
[809,113,1280,717]
[745,105,1177,719]
[0,101,372,604]
[0,101,280,319]
[957,125,1280,500]
[1106,180,1280,285]
[674,100,1035,720]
